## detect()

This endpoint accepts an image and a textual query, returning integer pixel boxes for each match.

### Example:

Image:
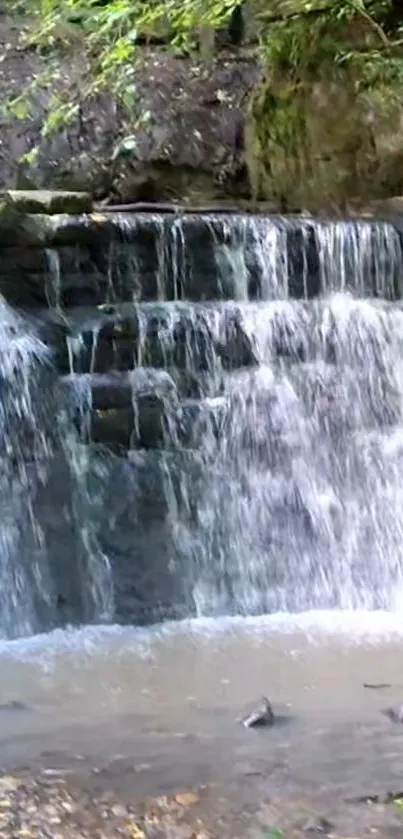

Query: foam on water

[3,608,403,666]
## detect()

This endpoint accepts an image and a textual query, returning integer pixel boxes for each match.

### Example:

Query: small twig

[347,0,390,47]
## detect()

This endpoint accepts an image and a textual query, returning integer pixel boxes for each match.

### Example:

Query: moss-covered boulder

[248,73,403,212]
[247,2,403,213]
[3,190,93,215]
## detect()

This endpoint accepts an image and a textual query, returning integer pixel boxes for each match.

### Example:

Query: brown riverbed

[1,614,403,837]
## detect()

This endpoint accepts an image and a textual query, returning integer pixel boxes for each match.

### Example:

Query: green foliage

[12,1,239,103]
[7,0,403,174]
[6,0,241,157]
[248,0,403,209]
[261,0,403,86]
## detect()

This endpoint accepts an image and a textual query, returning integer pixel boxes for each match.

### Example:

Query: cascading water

[188,296,403,615]
[2,211,403,637]
[0,299,55,638]
[0,297,113,639]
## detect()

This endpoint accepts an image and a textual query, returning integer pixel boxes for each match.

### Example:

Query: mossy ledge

[246,2,403,212]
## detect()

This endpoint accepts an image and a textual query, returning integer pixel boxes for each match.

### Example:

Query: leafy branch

[7,0,403,169]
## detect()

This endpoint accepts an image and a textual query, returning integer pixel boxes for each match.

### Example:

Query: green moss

[247,3,403,211]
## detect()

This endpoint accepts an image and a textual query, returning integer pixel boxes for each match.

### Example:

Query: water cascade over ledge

[2,211,403,638]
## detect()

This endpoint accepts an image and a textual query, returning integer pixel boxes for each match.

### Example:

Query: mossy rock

[3,190,93,215]
[0,201,53,247]
[249,74,403,212]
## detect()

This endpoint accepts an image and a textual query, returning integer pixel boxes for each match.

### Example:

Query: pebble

[174,792,200,807]
[111,803,128,818]
[303,817,334,834]
[61,800,76,814]
[0,775,21,791]
[44,804,61,817]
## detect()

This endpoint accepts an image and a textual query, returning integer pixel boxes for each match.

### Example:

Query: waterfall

[2,210,403,636]
[187,296,403,615]
[0,296,113,638]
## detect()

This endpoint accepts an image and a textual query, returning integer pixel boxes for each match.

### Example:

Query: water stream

[1,213,403,797]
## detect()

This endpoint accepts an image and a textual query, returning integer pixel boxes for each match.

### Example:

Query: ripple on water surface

[0,610,403,795]
[3,609,403,662]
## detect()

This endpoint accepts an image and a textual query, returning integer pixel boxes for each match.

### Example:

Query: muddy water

[0,612,403,811]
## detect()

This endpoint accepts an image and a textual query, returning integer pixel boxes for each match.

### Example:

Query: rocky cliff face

[3,189,403,627]
[0,12,260,206]
[2,6,403,212]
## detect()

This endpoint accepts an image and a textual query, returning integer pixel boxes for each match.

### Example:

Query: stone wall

[3,189,403,626]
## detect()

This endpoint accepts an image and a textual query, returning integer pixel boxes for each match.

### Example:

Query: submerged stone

[241,697,275,728]
[383,705,403,723]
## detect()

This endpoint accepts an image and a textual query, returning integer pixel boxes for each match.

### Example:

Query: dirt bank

[1,767,403,839]
[0,12,260,205]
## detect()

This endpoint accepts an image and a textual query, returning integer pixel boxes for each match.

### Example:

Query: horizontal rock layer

[1,213,403,307]
[2,208,403,629]
[34,295,403,454]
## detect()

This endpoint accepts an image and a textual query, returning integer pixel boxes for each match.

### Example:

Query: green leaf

[19,147,39,165]
[112,134,137,160]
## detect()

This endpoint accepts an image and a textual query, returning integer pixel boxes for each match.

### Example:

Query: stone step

[1,190,93,216]
[37,296,403,386]
[1,213,403,307]
[36,302,259,378]
[60,371,226,453]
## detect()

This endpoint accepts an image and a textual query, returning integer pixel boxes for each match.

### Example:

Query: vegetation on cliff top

[249,0,403,209]
[6,1,403,208]
[7,2,403,143]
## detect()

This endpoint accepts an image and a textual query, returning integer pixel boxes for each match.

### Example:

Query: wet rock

[90,369,181,450]
[47,213,115,247]
[36,315,72,374]
[134,393,171,448]
[241,697,275,728]
[168,367,224,400]
[173,312,215,372]
[271,310,308,362]
[0,248,50,306]
[132,376,179,449]
[98,303,117,315]
[90,315,139,374]
[91,406,134,451]
[383,704,403,723]
[288,223,321,299]
[91,373,134,411]
[218,310,258,370]
[0,205,52,248]
[177,397,225,449]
